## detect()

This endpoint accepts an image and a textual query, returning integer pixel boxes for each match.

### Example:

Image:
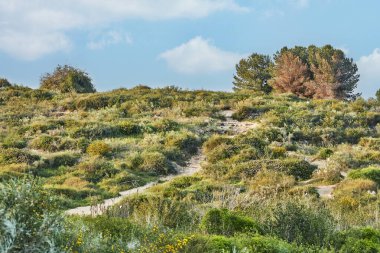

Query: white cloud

[159,36,245,74]
[357,49,380,98]
[0,0,246,60]
[0,31,71,60]
[87,30,133,50]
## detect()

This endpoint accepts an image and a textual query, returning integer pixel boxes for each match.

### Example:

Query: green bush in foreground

[0,177,63,252]
[200,208,262,236]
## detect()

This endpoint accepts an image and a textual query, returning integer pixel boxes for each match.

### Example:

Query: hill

[1,85,380,252]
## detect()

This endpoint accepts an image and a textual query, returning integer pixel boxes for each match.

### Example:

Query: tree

[40,65,96,93]
[233,53,273,93]
[0,78,11,88]
[270,45,360,100]
[376,89,380,101]
[269,51,311,97]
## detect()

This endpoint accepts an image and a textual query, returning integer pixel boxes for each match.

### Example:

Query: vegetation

[233,45,360,100]
[1,52,380,251]
[40,65,96,93]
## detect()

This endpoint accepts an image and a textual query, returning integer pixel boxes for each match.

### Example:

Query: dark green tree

[40,65,96,93]
[0,78,11,88]
[233,53,273,93]
[376,89,380,101]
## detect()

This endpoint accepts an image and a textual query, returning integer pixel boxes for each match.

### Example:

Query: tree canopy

[233,53,273,93]
[40,65,96,93]
[234,45,360,100]
[0,78,11,88]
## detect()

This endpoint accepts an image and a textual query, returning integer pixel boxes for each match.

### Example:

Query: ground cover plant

[1,58,380,252]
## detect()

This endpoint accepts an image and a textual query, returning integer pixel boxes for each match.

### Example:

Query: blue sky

[0,0,379,97]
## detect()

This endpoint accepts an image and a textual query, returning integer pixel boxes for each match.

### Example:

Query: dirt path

[66,152,205,216]
[303,158,347,199]
[66,111,259,216]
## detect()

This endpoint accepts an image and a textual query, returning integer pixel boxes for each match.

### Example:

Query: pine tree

[233,53,273,93]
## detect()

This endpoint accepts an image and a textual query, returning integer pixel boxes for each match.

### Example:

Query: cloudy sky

[0,0,379,97]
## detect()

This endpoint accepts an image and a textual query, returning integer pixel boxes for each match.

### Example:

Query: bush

[271,201,335,246]
[0,78,11,88]
[112,195,198,229]
[29,135,61,152]
[200,208,261,236]
[77,159,118,183]
[348,166,380,185]
[118,121,141,135]
[0,148,39,165]
[230,158,316,180]
[86,141,111,157]
[318,148,334,159]
[0,178,63,252]
[140,151,173,175]
[331,227,380,253]
[40,65,96,93]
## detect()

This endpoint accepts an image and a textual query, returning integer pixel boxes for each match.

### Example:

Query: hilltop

[1,83,380,252]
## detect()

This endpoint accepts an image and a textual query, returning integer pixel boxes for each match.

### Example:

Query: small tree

[0,78,11,88]
[233,53,273,93]
[40,65,96,93]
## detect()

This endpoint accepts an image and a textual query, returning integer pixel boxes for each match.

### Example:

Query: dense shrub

[0,148,39,165]
[112,195,198,229]
[0,178,63,252]
[200,208,261,236]
[29,135,61,152]
[331,227,380,252]
[271,201,335,246]
[77,159,118,183]
[229,158,316,180]
[348,167,380,185]
[139,151,174,175]
[118,121,141,135]
[317,148,334,159]
[40,65,96,93]
[86,141,111,157]
[0,78,11,88]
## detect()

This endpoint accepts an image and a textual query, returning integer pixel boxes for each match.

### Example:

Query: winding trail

[304,158,346,199]
[66,110,259,216]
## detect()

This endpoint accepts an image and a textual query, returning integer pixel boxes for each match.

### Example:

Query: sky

[0,0,379,97]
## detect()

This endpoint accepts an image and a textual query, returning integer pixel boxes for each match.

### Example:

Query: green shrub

[348,166,380,185]
[29,135,61,152]
[1,134,27,149]
[40,65,96,93]
[152,119,179,132]
[331,227,380,253]
[86,141,111,156]
[165,130,200,155]
[118,121,141,135]
[0,148,39,165]
[42,152,80,168]
[318,148,334,159]
[77,159,118,183]
[230,158,316,180]
[0,78,11,88]
[271,201,334,246]
[200,208,261,236]
[140,151,173,175]
[0,178,63,252]
[112,195,198,229]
